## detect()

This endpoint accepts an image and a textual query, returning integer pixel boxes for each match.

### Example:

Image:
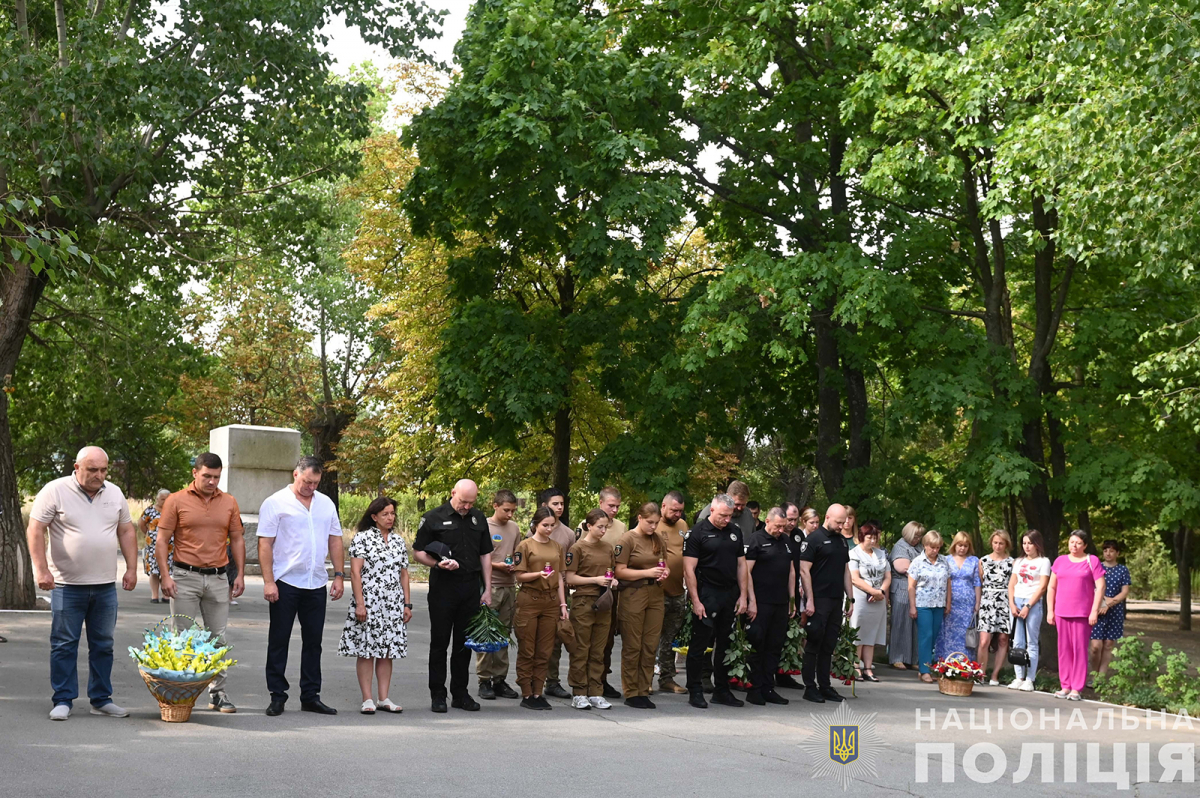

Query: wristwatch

[333,572,345,578]
[404,603,413,609]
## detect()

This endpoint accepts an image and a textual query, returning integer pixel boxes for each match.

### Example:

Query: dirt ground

[1124,613,1200,662]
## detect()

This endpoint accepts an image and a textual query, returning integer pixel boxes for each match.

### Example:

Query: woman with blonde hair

[977,530,1014,685]
[841,506,859,550]
[907,530,951,682]
[888,521,925,669]
[935,532,982,661]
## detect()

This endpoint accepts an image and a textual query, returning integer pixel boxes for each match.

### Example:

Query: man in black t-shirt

[745,507,795,706]
[798,503,853,704]
[413,479,494,713]
[682,494,750,709]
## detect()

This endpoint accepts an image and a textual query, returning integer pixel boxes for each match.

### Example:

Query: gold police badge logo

[800,703,880,790]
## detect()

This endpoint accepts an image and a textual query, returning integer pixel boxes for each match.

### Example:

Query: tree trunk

[813,297,844,500]
[0,261,50,608]
[551,404,571,522]
[1175,523,1193,632]
[309,407,354,511]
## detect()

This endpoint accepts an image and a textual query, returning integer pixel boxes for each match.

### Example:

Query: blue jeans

[1013,596,1043,681]
[916,606,944,674]
[50,583,118,708]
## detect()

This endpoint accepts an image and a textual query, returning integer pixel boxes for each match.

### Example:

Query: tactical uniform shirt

[799,525,851,600]
[565,537,614,598]
[514,537,564,592]
[746,528,794,606]
[414,501,493,584]
[683,517,744,590]
[655,518,688,597]
[614,529,666,574]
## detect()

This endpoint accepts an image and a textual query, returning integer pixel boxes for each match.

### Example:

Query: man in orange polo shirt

[157,452,245,713]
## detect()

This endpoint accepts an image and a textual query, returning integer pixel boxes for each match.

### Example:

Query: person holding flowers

[513,507,568,710]
[338,497,411,714]
[614,502,669,709]
[565,508,616,709]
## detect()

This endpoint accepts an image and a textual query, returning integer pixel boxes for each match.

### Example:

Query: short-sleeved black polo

[798,525,850,600]
[414,501,493,584]
[746,528,793,605]
[683,516,743,590]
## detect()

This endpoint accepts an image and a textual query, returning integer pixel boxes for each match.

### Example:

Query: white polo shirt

[30,476,132,585]
[257,486,342,590]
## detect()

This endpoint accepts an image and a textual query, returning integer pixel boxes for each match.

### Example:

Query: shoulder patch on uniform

[418,516,426,529]
[729,532,737,541]
[793,534,802,543]
[471,516,478,525]
[683,530,689,539]
[801,541,809,553]
[512,552,523,565]
[614,544,623,556]
[565,552,573,566]
[574,527,582,541]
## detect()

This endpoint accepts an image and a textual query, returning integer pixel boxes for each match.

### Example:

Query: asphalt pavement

[1,576,1195,797]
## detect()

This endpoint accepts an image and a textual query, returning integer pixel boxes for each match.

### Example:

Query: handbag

[1007,614,1031,668]
[964,614,980,651]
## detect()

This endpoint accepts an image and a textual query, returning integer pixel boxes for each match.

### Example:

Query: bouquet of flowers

[128,619,236,682]
[777,615,807,675]
[830,623,861,694]
[464,604,512,653]
[723,617,755,690]
[931,653,984,682]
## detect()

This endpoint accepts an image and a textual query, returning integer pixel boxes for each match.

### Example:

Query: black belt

[174,560,228,576]
[615,578,658,592]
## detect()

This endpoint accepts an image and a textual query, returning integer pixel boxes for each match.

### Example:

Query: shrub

[1125,535,1177,600]
[1094,634,1200,716]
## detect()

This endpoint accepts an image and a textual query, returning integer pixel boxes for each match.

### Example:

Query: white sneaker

[1007,678,1024,690]
[988,680,1000,686]
[1019,679,1035,692]
[49,704,71,721]
[571,696,592,710]
[587,695,612,710]
[90,702,129,717]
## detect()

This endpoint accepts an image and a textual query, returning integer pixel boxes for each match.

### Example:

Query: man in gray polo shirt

[27,446,138,721]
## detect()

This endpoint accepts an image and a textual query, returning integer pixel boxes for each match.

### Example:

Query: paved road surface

[1,578,1195,797]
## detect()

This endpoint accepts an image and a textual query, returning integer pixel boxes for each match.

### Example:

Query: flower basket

[932,652,983,697]
[464,604,512,653]
[128,616,236,722]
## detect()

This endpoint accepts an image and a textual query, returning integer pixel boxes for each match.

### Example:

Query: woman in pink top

[1046,530,1106,700]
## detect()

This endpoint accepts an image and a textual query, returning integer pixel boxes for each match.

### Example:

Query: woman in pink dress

[1046,530,1106,700]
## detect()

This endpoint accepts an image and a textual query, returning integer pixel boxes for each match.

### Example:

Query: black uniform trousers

[266,580,327,703]
[748,601,789,693]
[686,585,737,694]
[427,573,480,700]
[802,595,843,690]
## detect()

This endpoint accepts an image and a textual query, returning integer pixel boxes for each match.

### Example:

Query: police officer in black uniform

[682,494,750,709]
[413,478,494,713]
[745,507,796,705]
[798,503,853,704]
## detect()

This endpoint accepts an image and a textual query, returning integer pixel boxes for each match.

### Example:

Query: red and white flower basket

[932,652,983,697]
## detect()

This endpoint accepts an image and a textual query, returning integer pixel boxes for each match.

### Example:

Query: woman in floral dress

[339,496,412,714]
[1089,539,1132,686]
[934,532,982,662]
[140,489,171,603]
[977,531,1014,685]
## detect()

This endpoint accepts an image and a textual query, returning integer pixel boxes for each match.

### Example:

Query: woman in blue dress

[1088,539,1131,686]
[935,532,982,662]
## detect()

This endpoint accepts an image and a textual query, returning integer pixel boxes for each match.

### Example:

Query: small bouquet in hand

[464,604,512,653]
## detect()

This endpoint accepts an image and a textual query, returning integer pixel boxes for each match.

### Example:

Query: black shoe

[451,694,481,712]
[492,679,519,699]
[300,700,337,715]
[803,687,826,704]
[745,689,766,706]
[689,691,708,709]
[820,687,845,702]
[624,696,655,709]
[478,681,495,700]
[521,697,540,710]
[265,700,285,716]
[602,681,621,699]
[763,690,790,705]
[535,696,553,710]
[775,673,804,690]
[544,682,571,700]
[431,697,448,713]
[711,691,744,707]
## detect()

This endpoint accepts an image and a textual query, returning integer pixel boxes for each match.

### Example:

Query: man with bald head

[798,503,854,704]
[28,447,138,720]
[414,479,495,713]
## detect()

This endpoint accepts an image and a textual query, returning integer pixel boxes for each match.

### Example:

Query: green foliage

[1095,635,1200,716]
[1125,535,1178,601]
[723,616,754,685]
[779,616,807,675]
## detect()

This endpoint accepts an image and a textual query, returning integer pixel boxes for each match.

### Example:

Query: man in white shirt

[257,456,345,716]
[26,446,138,721]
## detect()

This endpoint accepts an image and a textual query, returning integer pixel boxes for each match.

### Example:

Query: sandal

[1067,692,1082,701]
[360,699,376,714]
[920,673,934,683]
[891,663,908,670]
[863,670,880,682]
[1053,689,1069,699]
[376,698,403,713]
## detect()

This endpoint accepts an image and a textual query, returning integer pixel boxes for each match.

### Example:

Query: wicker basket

[936,651,976,697]
[139,667,216,722]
